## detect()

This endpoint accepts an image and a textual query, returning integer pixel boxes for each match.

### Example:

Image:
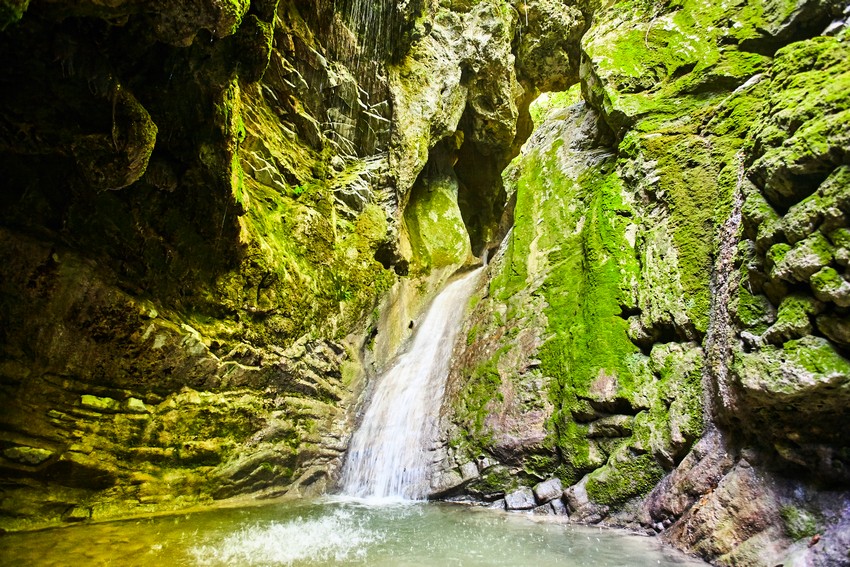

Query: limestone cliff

[0,0,579,529]
[1,0,849,565]
[436,1,850,565]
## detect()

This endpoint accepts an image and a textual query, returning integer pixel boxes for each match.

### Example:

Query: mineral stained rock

[1,1,849,565]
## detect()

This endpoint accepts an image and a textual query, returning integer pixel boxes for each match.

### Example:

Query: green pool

[0,498,708,566]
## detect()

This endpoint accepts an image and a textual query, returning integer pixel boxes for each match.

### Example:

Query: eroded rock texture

[0,0,400,529]
[0,0,580,530]
[436,1,850,566]
[1,0,849,565]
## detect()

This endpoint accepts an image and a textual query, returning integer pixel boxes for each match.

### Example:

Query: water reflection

[0,499,708,567]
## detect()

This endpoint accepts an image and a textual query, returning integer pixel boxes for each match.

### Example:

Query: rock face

[1,0,849,565]
[434,1,850,566]
[504,486,535,510]
[0,0,397,529]
[0,0,581,530]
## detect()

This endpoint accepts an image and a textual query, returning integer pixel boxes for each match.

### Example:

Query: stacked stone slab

[504,478,567,515]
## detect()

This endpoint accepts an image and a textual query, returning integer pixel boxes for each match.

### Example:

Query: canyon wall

[1,0,849,565]
[0,0,579,528]
[435,1,850,565]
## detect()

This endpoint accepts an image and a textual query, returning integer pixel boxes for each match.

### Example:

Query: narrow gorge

[0,0,848,565]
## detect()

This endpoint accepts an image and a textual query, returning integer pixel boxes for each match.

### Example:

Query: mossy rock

[0,0,29,30]
[762,294,823,345]
[585,451,665,507]
[403,172,472,271]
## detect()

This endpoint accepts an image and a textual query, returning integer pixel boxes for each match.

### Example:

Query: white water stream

[340,268,484,500]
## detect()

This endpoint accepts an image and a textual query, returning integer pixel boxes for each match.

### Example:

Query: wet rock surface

[0,1,848,565]
[434,1,850,565]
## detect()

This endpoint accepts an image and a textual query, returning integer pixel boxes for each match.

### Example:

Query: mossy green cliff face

[436,0,850,565]
[0,0,408,529]
[1,0,849,564]
[438,97,707,510]
[0,0,583,530]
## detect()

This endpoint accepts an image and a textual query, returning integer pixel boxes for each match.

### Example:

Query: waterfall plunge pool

[1,498,708,566]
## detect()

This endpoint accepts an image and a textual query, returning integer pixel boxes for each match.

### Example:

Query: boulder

[549,498,568,516]
[770,233,833,283]
[563,476,606,524]
[504,487,536,510]
[460,461,480,482]
[532,478,563,504]
[817,315,850,347]
[761,294,821,345]
[810,267,850,307]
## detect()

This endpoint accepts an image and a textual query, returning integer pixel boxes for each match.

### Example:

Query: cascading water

[340,268,484,500]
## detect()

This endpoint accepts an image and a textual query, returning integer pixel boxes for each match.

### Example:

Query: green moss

[771,233,834,283]
[0,0,29,31]
[735,286,774,333]
[749,36,850,206]
[204,80,397,345]
[486,90,719,495]
[780,505,819,540]
[522,452,561,480]
[472,466,517,495]
[452,352,505,454]
[742,188,780,237]
[556,419,601,484]
[585,452,665,506]
[534,162,640,405]
[492,121,651,485]
[80,394,121,412]
[466,324,479,346]
[403,174,471,271]
[654,344,704,447]
[530,85,582,124]
[784,336,850,377]
[580,0,780,135]
[234,14,275,82]
[219,0,251,35]
[809,266,850,303]
[767,243,791,271]
[827,228,850,249]
[640,135,720,333]
[806,232,836,261]
[775,294,819,328]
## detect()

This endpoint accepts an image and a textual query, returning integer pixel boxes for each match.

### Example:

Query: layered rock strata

[435,1,850,565]
[1,0,849,565]
[0,0,581,530]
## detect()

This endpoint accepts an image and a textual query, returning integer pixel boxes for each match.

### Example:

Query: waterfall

[340,268,483,500]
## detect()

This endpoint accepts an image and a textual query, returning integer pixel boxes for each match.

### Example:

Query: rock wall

[1,0,849,564]
[0,0,399,529]
[436,1,850,565]
[0,0,581,530]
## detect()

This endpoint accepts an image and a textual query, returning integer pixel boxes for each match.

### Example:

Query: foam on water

[190,509,382,566]
[1,499,709,566]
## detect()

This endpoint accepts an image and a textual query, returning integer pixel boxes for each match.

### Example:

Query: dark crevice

[617,305,641,319]
[739,9,838,57]
[583,396,644,416]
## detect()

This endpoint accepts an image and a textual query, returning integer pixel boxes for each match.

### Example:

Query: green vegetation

[0,0,28,30]
[780,505,820,540]
[529,85,582,124]
[452,351,505,455]
[403,174,472,272]
[585,452,665,506]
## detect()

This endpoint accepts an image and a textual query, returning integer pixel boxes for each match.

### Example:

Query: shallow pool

[0,498,707,566]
